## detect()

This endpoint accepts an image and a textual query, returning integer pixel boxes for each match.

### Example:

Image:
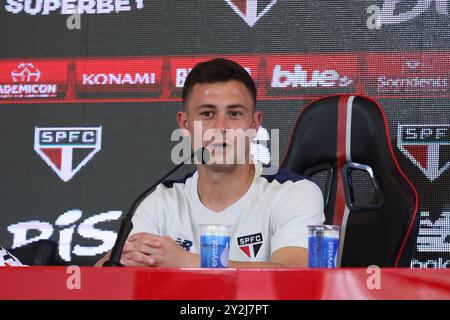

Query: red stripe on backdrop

[333,96,349,226]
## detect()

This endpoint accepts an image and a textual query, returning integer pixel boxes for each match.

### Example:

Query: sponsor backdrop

[0,0,449,267]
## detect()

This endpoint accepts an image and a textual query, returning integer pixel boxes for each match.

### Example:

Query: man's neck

[197,163,255,212]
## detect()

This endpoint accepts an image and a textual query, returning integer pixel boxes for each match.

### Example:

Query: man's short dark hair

[182,58,257,109]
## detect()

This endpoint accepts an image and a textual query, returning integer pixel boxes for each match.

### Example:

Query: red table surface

[0,267,449,300]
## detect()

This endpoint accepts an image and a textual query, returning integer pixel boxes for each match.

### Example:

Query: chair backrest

[8,239,58,266]
[282,94,419,267]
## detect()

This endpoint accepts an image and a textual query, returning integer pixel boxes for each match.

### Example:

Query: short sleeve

[270,179,325,254]
[129,186,164,237]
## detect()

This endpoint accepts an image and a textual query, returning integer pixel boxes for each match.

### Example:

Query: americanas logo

[237,232,263,260]
[398,124,450,182]
[224,0,277,27]
[0,61,68,99]
[76,58,163,98]
[34,127,102,182]
[267,55,356,95]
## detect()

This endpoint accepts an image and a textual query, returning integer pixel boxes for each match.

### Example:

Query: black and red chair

[282,94,419,267]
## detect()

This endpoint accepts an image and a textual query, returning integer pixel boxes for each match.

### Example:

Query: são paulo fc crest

[397,124,450,182]
[34,127,102,182]
[224,0,277,27]
[237,232,263,260]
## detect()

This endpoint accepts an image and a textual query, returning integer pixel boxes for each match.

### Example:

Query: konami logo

[82,73,156,86]
[76,58,163,97]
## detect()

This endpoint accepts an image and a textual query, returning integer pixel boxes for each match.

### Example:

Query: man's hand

[120,232,199,268]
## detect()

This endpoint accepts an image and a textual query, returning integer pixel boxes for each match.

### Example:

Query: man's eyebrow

[194,104,246,110]
[226,104,245,109]
[196,104,217,110]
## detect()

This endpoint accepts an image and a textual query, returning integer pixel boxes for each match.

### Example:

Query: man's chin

[201,157,252,172]
[202,157,237,170]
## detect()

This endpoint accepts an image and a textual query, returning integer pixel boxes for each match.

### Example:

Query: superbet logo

[271,64,353,89]
[5,0,144,15]
[397,124,450,181]
[76,58,163,96]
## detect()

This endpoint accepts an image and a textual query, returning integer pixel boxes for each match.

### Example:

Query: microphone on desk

[103,147,209,267]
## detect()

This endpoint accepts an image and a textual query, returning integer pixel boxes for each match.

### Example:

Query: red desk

[0,267,449,300]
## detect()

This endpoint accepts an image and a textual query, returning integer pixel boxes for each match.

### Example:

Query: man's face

[177,80,262,169]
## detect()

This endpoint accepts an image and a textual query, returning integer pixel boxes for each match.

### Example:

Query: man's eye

[201,112,213,117]
[230,112,241,117]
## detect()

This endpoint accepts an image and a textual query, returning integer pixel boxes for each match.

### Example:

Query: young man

[96,58,324,268]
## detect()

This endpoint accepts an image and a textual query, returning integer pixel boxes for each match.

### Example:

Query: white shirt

[131,161,325,262]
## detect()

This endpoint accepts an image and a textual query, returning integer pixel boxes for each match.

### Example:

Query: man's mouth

[210,142,231,149]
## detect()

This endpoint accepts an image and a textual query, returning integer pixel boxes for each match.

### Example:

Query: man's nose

[214,113,228,133]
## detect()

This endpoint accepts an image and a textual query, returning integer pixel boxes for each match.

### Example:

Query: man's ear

[252,110,263,131]
[177,111,188,130]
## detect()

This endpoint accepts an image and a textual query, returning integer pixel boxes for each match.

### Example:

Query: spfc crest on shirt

[224,0,277,27]
[397,124,450,182]
[237,232,263,260]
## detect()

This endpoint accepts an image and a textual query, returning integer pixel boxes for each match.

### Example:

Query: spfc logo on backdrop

[34,127,102,182]
[224,0,277,27]
[398,124,450,182]
[237,232,263,259]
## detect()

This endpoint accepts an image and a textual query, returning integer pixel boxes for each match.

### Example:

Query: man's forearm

[94,251,305,268]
